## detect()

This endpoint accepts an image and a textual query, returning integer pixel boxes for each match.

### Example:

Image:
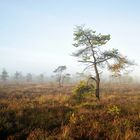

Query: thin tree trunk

[95,80,100,100]
[58,75,61,87]
[91,49,100,100]
[87,36,100,100]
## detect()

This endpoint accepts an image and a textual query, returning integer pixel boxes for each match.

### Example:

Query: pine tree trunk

[95,80,100,100]
[90,46,100,100]
[94,63,100,100]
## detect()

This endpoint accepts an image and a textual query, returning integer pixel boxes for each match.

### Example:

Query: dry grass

[0,83,140,140]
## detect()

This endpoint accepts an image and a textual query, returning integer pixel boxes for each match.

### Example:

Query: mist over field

[0,1,140,140]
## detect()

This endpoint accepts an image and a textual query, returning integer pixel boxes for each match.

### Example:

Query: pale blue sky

[0,0,140,76]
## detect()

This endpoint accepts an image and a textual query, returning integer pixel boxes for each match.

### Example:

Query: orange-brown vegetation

[0,83,140,140]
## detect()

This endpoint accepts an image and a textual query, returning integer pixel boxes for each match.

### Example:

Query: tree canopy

[73,25,134,99]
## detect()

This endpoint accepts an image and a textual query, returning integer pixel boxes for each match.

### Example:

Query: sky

[0,0,140,77]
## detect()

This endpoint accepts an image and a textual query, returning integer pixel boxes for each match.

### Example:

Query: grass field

[0,83,140,140]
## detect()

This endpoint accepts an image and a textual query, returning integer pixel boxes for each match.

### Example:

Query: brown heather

[0,83,140,140]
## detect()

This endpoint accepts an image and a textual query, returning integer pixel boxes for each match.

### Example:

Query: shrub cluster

[72,81,95,102]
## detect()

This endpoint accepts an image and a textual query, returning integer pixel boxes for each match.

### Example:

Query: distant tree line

[0,69,45,83]
[0,66,72,85]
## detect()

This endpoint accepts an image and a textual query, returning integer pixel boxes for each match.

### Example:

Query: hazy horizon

[0,0,140,77]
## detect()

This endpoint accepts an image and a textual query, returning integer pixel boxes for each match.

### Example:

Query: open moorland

[0,83,140,140]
